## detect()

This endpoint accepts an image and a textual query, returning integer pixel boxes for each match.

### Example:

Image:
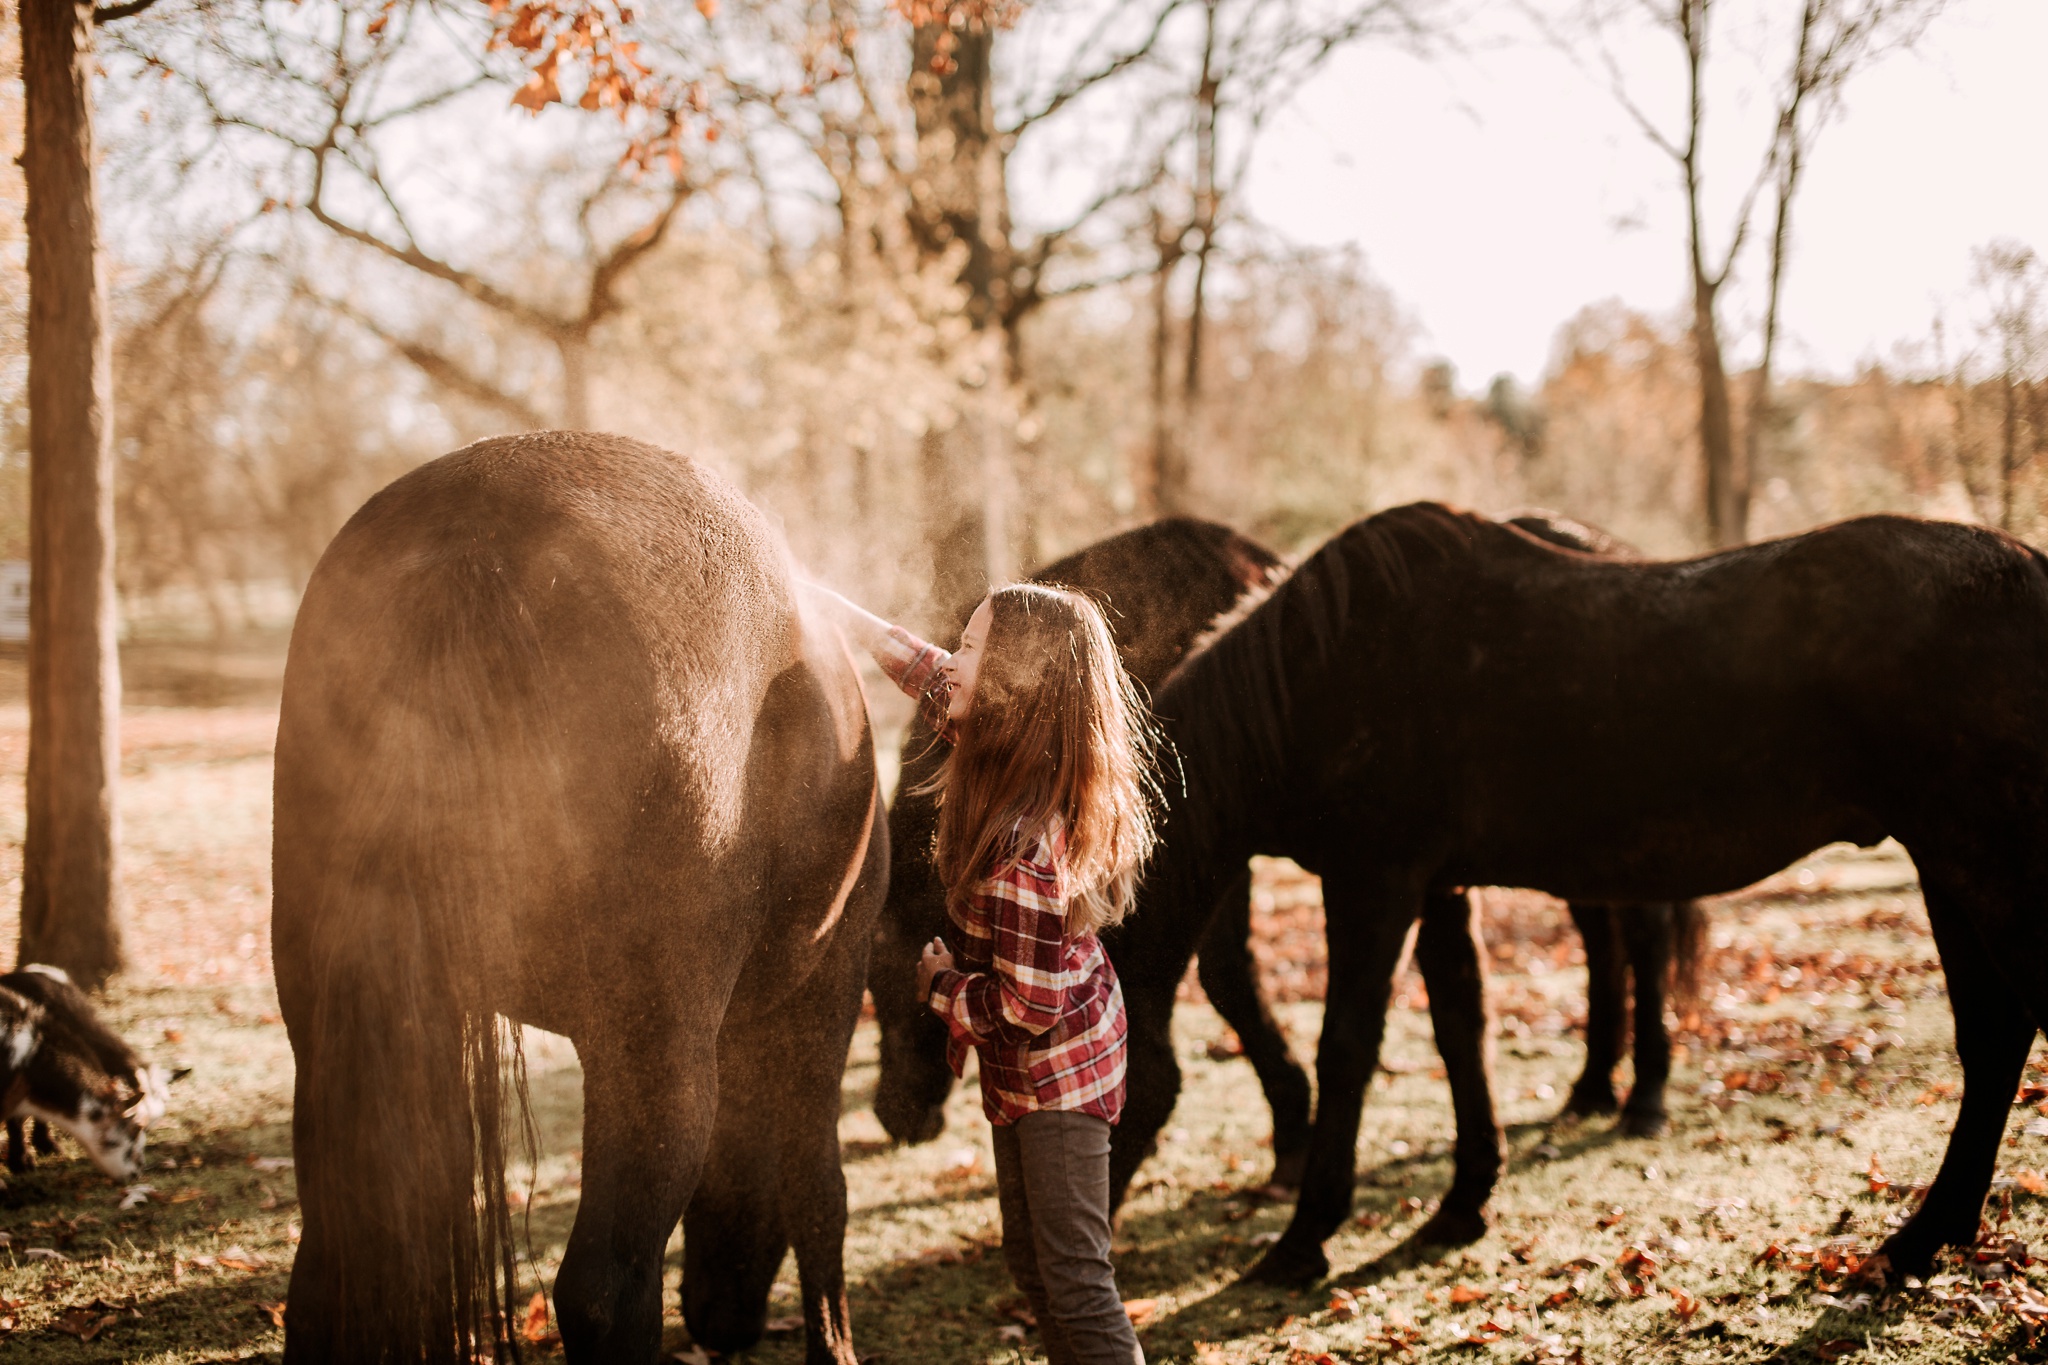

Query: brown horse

[273,434,887,1363]
[1113,503,2048,1284]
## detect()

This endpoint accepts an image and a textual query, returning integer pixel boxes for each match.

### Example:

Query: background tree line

[2,0,2041,977]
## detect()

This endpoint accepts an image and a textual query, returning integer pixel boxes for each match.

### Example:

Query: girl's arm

[927,847,1075,1045]
[801,581,953,729]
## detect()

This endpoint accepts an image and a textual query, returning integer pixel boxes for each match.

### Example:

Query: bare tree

[1566,0,1946,547]
[16,0,168,985]
[1971,240,2045,531]
[1134,0,1442,516]
[131,0,697,431]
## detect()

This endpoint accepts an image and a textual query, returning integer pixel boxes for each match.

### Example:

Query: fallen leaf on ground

[217,1247,265,1272]
[255,1301,286,1328]
[519,1291,550,1343]
[764,1314,803,1332]
[50,1308,119,1342]
[1670,1290,1701,1320]
[1867,1155,1890,1195]
[1816,1340,1861,1361]
[1123,1298,1159,1327]
[119,1185,154,1210]
[1449,1284,1489,1305]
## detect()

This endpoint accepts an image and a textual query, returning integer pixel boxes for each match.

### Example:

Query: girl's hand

[916,937,955,1002]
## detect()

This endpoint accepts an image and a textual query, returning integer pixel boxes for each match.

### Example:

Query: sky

[1243,1,2048,390]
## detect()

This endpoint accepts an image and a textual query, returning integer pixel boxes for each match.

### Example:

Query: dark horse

[273,434,888,1363]
[869,519,1320,1183]
[1505,514,1707,1136]
[875,515,1702,1206]
[1112,502,2048,1284]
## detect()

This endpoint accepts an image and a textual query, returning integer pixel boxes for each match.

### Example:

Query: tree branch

[92,0,160,24]
[1004,0,1193,136]
[582,180,696,330]
[317,294,549,431]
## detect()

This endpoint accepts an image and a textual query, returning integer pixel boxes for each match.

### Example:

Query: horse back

[1283,507,2048,895]
[274,433,872,1036]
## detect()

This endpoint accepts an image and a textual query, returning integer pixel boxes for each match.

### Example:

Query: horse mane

[1156,503,1482,816]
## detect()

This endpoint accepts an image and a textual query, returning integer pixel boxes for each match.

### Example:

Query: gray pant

[992,1110,1146,1365]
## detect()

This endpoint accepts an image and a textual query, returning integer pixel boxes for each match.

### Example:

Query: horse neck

[1117,691,1275,1011]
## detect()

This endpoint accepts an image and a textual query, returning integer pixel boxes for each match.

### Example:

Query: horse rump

[275,500,544,1364]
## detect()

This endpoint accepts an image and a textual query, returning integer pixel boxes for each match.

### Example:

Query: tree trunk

[908,20,1012,600]
[1175,0,1220,515]
[558,333,590,431]
[1744,140,1803,537]
[1692,270,1743,549]
[1145,209,1183,518]
[2002,369,2018,531]
[20,0,124,986]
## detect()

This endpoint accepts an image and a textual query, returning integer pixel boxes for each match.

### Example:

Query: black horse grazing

[1504,514,1707,1137]
[274,434,888,1364]
[1114,502,2048,1284]
[869,519,1320,1183]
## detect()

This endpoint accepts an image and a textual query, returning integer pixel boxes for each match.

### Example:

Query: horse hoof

[1873,1234,1939,1282]
[1246,1238,1329,1285]
[1416,1206,1489,1247]
[1269,1149,1308,1190]
[1618,1110,1669,1138]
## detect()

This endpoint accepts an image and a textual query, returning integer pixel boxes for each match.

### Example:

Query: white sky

[1243,1,2048,389]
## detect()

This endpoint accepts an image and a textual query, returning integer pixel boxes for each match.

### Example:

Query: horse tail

[278,529,541,1364]
[1670,900,1708,1006]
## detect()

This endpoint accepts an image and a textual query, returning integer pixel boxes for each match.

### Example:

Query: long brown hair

[927,585,1157,937]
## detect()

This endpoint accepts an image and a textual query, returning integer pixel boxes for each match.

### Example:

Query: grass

[0,694,2044,1363]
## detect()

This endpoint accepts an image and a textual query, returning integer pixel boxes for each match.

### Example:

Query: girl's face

[944,598,992,720]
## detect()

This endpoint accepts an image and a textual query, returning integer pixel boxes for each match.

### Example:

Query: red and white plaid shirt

[875,626,1128,1125]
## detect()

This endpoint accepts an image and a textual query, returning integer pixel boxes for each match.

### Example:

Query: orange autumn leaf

[519,1291,551,1343]
[1123,1298,1159,1327]
[1867,1154,1891,1195]
[1448,1283,1489,1305]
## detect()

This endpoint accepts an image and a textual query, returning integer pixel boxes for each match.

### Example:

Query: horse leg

[769,929,870,1365]
[1249,871,1420,1284]
[1108,1002,1179,1213]
[556,1036,718,1363]
[1618,903,1676,1137]
[1196,865,1314,1188]
[6,1118,28,1174]
[680,1069,788,1355]
[1562,903,1627,1118]
[1876,875,2037,1277]
[1412,888,1501,1245]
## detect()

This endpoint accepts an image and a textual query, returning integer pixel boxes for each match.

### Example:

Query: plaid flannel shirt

[874,626,1129,1125]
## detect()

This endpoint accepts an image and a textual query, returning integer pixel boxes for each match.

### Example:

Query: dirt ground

[0,690,2043,1364]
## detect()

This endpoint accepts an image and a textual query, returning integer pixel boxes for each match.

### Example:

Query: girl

[807,581,1154,1365]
